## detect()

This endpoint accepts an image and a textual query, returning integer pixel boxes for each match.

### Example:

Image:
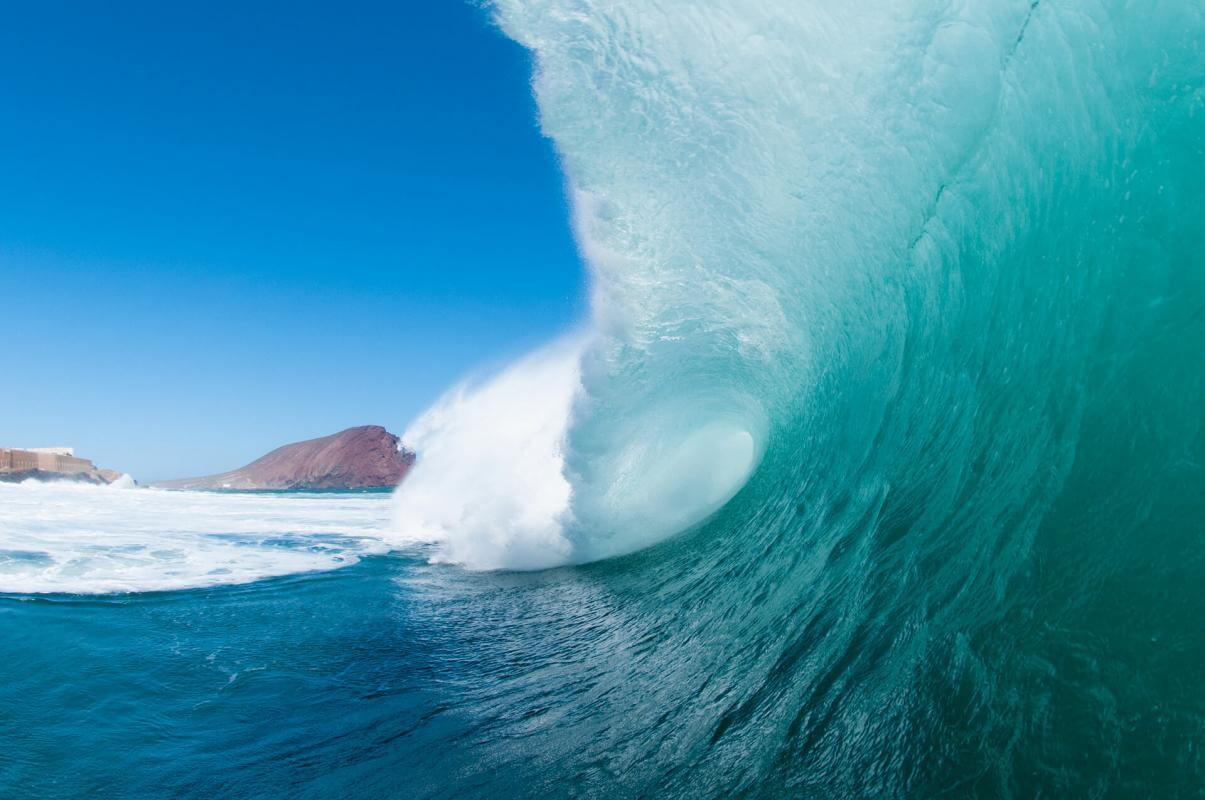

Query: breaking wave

[377,3,1204,793]
[392,0,1204,576]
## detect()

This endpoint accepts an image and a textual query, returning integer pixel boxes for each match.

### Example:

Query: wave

[391,0,1204,577]
[379,3,1203,790]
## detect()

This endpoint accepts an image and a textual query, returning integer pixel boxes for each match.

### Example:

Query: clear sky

[0,1,585,481]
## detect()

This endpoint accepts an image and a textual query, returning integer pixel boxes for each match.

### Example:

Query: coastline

[0,468,124,486]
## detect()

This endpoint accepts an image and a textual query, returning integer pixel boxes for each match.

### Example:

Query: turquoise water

[4,0,1204,796]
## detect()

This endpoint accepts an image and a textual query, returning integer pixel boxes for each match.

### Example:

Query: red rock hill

[154,425,414,490]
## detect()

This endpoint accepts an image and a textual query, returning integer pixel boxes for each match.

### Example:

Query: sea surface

[4,0,1204,797]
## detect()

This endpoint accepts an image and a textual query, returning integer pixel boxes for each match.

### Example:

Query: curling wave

[380,1,1202,794]
[393,0,1204,572]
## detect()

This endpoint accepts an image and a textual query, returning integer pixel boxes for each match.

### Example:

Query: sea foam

[389,336,584,570]
[0,480,393,594]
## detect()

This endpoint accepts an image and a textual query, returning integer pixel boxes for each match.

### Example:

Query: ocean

[3,0,1203,796]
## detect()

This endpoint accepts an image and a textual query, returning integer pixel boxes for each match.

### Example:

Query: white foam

[388,334,763,570]
[0,481,393,594]
[390,336,584,570]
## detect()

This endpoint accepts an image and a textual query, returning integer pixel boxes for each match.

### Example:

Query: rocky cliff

[155,426,415,491]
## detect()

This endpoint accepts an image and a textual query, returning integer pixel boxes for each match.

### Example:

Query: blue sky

[0,1,585,481]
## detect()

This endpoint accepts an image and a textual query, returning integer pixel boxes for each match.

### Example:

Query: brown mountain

[154,425,415,490]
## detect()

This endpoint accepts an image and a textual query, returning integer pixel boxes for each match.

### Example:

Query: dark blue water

[1,556,480,798]
[4,551,717,799]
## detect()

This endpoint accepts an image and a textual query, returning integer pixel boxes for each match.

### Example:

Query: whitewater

[2,0,1202,797]
[0,480,392,594]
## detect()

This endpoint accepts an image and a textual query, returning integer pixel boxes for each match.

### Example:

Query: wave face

[389,0,1202,795]
[396,0,1205,574]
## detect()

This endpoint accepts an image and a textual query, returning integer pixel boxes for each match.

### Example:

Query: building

[0,447,95,475]
[1,448,40,472]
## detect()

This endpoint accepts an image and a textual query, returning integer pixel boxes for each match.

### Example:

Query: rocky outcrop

[154,425,414,491]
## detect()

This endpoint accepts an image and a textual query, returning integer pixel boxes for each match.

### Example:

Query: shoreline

[0,468,124,486]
